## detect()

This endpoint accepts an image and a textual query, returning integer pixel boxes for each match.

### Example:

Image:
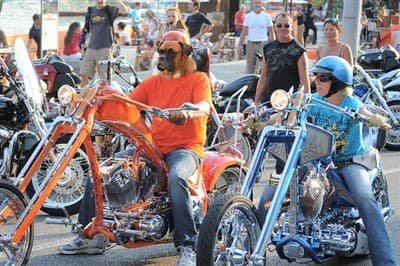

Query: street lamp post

[341,0,362,59]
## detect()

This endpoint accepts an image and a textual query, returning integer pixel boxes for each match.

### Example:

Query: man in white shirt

[238,0,275,74]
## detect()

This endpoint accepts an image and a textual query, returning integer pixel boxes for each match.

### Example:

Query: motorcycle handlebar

[98,93,199,120]
[148,103,200,119]
[98,56,132,69]
[246,92,389,130]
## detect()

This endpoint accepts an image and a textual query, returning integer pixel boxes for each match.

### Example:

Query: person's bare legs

[80,74,89,88]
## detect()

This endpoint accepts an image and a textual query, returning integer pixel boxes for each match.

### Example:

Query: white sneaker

[57,236,104,255]
[177,246,196,266]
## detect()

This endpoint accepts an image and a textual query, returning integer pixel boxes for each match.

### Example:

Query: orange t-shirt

[129,71,211,158]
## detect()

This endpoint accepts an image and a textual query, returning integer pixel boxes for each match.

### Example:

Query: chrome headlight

[57,85,76,105]
[270,89,290,111]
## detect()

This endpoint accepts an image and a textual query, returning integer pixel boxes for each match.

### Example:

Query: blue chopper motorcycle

[196,89,392,265]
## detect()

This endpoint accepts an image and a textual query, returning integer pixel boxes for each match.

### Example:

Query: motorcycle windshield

[14,37,44,108]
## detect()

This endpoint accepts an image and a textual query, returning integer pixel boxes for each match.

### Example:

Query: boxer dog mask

[157,31,196,78]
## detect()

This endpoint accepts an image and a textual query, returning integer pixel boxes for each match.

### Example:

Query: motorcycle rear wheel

[197,191,261,266]
[385,100,400,151]
[26,142,90,216]
[0,181,34,266]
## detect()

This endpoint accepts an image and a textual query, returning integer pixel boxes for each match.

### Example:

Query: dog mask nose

[157,49,178,72]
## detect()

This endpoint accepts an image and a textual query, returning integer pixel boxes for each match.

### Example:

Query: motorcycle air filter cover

[353,79,368,97]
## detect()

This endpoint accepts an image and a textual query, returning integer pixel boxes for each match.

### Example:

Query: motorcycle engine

[0,125,13,148]
[299,166,330,219]
[101,156,160,209]
[102,158,138,208]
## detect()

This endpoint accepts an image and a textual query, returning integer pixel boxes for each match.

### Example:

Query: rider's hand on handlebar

[382,123,392,130]
[368,113,390,129]
[169,110,191,126]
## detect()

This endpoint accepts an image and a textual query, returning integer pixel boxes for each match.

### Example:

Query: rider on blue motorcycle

[258,56,397,266]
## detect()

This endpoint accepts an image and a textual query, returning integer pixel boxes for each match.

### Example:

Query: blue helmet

[311,56,353,85]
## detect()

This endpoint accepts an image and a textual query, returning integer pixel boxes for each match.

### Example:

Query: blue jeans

[339,164,397,266]
[257,164,397,266]
[78,147,200,251]
[164,148,200,250]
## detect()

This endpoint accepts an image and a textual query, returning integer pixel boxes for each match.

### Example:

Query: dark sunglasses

[276,24,290,28]
[324,17,338,25]
[314,74,332,83]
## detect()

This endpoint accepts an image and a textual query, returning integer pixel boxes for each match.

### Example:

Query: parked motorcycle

[357,44,400,77]
[191,47,258,166]
[0,38,244,265]
[212,74,259,113]
[33,53,81,99]
[353,64,400,150]
[354,46,400,100]
[378,68,400,98]
[0,38,90,216]
[206,85,253,167]
[197,89,392,265]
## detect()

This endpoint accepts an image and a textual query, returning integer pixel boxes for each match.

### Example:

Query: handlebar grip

[287,91,304,128]
[98,60,110,66]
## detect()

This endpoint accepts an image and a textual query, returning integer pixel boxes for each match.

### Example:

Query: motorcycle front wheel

[197,191,261,266]
[27,142,90,216]
[385,100,400,151]
[0,181,34,266]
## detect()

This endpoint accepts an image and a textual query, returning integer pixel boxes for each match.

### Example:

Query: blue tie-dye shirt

[307,94,367,161]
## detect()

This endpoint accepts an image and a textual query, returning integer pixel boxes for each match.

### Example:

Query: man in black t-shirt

[303,3,317,46]
[254,13,310,177]
[255,13,310,104]
[363,0,375,19]
[78,0,128,87]
[185,1,213,40]
[28,13,41,59]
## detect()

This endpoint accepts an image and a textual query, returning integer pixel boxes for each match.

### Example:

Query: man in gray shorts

[79,0,128,87]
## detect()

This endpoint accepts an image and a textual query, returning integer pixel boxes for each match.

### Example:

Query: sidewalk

[67,58,248,86]
[135,59,247,83]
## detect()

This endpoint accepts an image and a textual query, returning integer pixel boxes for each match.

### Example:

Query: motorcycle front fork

[239,127,305,263]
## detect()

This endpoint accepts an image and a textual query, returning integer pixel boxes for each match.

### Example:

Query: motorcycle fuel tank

[219,74,259,97]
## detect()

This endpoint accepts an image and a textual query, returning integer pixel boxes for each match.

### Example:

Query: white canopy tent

[265,0,309,4]
[265,0,309,12]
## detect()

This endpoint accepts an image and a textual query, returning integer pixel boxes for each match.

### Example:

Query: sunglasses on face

[324,17,338,25]
[314,73,332,82]
[276,24,290,28]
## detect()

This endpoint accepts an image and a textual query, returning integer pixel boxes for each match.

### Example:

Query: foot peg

[45,217,71,225]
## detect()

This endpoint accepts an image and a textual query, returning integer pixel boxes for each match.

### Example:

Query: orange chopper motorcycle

[0,38,243,265]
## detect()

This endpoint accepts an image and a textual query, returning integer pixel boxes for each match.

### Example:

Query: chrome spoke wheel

[197,193,261,266]
[386,101,400,150]
[29,143,90,215]
[0,183,33,265]
[214,201,260,265]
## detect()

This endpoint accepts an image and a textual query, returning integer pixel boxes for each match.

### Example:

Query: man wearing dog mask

[57,31,210,265]
[129,30,211,265]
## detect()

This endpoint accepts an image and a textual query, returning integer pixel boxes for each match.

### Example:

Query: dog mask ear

[182,44,193,57]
